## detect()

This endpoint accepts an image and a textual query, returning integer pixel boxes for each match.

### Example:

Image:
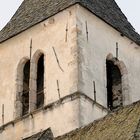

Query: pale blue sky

[0,0,140,34]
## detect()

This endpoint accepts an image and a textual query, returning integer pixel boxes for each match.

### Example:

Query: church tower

[0,0,140,139]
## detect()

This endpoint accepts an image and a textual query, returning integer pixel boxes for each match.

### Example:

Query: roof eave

[0,2,140,46]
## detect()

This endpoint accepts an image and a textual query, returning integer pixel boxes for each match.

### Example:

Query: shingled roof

[55,101,140,140]
[23,128,54,140]
[0,0,140,45]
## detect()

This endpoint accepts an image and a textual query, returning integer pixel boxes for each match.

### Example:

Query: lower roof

[23,128,53,140]
[55,100,140,140]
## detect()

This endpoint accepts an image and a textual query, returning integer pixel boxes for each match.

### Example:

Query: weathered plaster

[0,4,140,140]
[0,6,79,139]
[76,5,139,106]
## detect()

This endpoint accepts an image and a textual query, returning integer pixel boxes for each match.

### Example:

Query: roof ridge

[0,0,140,45]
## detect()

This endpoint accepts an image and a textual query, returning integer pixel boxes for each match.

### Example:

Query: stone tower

[0,0,140,139]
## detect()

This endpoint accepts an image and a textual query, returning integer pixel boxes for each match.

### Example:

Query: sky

[0,0,140,34]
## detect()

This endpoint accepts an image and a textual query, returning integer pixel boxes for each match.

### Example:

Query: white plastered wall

[0,100,79,139]
[76,5,140,126]
[0,4,140,139]
[0,6,80,139]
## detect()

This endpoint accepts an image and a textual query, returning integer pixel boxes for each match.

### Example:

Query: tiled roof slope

[0,0,140,45]
[23,128,54,140]
[55,101,140,140]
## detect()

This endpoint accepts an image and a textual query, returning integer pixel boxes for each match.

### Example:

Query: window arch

[106,59,122,110]
[30,50,45,110]
[36,54,44,108]
[22,60,30,115]
[15,50,45,117]
[106,53,129,110]
[15,57,30,118]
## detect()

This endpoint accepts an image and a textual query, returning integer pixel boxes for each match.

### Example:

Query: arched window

[106,59,122,110]
[106,54,130,108]
[16,51,45,118]
[22,60,30,115]
[30,50,45,111]
[15,58,30,118]
[36,54,44,108]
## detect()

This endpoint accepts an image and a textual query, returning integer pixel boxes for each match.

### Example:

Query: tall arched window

[106,59,122,110]
[30,50,45,111]
[16,51,45,118]
[15,58,30,118]
[22,60,30,115]
[36,54,44,108]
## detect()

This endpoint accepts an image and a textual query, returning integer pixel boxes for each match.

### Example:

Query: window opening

[22,60,30,115]
[36,54,44,108]
[106,60,122,110]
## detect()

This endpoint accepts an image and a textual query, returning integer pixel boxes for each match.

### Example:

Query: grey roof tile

[0,0,140,45]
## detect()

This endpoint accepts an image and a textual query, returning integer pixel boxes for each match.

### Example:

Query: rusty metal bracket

[85,21,89,42]
[30,39,32,60]
[65,23,68,42]
[93,81,96,102]
[57,80,61,100]
[116,42,119,59]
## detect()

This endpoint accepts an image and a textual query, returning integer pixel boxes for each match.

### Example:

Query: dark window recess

[37,54,44,108]
[106,60,123,111]
[22,60,30,115]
